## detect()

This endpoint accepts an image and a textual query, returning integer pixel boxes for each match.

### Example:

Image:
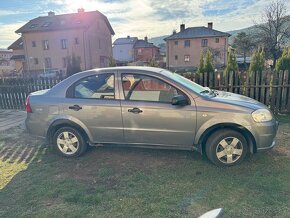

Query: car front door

[62,72,124,143]
[119,71,196,147]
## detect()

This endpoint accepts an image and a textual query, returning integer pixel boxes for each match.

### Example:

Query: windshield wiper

[200,90,210,94]
[200,88,218,96]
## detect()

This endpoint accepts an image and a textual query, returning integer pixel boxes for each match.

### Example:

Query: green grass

[1,122,290,217]
[276,113,290,123]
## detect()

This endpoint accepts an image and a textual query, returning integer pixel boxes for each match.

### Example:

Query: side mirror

[172,95,188,106]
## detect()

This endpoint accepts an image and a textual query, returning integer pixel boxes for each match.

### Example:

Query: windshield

[162,70,206,94]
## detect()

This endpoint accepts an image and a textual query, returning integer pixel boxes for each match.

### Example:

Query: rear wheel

[205,129,248,167]
[53,127,87,157]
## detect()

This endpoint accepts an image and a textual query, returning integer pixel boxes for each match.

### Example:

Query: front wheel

[205,129,248,167]
[53,127,87,157]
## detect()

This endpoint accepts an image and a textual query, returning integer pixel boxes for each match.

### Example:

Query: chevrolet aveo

[25,67,278,166]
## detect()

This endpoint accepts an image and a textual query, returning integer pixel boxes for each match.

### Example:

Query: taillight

[25,96,33,113]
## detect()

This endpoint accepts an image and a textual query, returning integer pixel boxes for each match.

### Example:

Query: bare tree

[233,32,255,69]
[254,0,290,67]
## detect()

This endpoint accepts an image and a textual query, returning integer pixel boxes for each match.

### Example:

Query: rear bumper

[25,117,46,138]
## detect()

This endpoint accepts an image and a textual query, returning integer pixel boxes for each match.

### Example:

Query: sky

[0,0,289,49]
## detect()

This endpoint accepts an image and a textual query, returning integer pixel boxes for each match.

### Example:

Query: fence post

[270,71,278,113]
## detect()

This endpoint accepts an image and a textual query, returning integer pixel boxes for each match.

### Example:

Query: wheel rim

[216,137,243,164]
[57,131,79,155]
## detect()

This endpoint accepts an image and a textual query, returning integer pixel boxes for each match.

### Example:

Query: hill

[149,19,290,47]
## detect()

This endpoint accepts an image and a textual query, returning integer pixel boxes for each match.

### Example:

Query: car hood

[211,90,267,110]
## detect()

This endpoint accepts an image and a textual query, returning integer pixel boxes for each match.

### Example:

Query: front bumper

[257,140,276,151]
[253,120,278,152]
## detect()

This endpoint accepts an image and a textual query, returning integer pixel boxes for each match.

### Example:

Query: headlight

[252,109,273,122]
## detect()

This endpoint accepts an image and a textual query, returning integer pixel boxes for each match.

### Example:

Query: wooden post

[281,70,289,112]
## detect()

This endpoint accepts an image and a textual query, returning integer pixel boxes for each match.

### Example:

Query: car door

[62,72,124,143]
[119,71,196,147]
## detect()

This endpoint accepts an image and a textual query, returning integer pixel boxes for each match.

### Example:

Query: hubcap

[57,131,79,155]
[216,137,243,164]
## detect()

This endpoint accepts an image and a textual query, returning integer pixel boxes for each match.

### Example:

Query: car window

[122,74,186,103]
[74,74,115,99]
[161,70,206,94]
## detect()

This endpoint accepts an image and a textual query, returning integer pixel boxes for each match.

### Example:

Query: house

[133,37,159,62]
[113,36,160,65]
[9,38,25,76]
[0,49,15,77]
[112,36,137,64]
[165,23,230,71]
[8,9,114,78]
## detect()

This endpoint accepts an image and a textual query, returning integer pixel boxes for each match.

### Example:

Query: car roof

[97,66,163,73]
[66,66,173,80]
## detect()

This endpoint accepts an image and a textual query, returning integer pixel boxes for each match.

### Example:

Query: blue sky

[0,0,288,48]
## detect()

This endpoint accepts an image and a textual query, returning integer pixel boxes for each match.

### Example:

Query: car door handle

[128,107,143,114]
[69,105,82,111]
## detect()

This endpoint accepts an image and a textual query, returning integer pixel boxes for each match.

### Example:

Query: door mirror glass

[172,95,188,106]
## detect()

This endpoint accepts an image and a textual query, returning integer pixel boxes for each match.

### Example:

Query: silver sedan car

[25,67,278,166]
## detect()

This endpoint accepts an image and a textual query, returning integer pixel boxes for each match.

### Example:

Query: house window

[61,39,68,49]
[44,57,52,68]
[201,39,208,47]
[175,55,178,60]
[32,41,36,47]
[34,58,39,65]
[43,40,49,50]
[74,37,79,45]
[62,57,67,68]
[184,40,190,47]
[98,39,101,49]
[215,38,220,43]
[42,22,52,27]
[138,49,142,55]
[174,41,178,45]
[184,55,190,62]
[30,24,38,29]
[100,56,106,67]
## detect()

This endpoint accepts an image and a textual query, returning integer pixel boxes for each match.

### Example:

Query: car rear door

[118,70,196,147]
[62,71,124,143]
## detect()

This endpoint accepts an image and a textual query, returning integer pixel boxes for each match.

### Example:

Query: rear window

[68,73,115,99]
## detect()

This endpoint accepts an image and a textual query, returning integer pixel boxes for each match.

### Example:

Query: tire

[205,129,248,167]
[53,127,87,157]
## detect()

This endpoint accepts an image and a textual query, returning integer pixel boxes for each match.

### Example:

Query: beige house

[0,49,15,77]
[8,9,114,77]
[165,23,230,71]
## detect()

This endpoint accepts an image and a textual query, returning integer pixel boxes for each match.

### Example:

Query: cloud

[29,0,273,40]
[0,10,22,17]
[0,22,25,49]
[1,0,290,48]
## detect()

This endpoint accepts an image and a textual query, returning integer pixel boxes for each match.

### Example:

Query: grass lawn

[0,117,290,218]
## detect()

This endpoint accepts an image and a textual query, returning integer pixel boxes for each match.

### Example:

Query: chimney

[127,35,130,38]
[78,8,85,13]
[208,22,213,29]
[144,36,148,42]
[180,24,185,32]
[48,11,55,17]
[172,29,177,35]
